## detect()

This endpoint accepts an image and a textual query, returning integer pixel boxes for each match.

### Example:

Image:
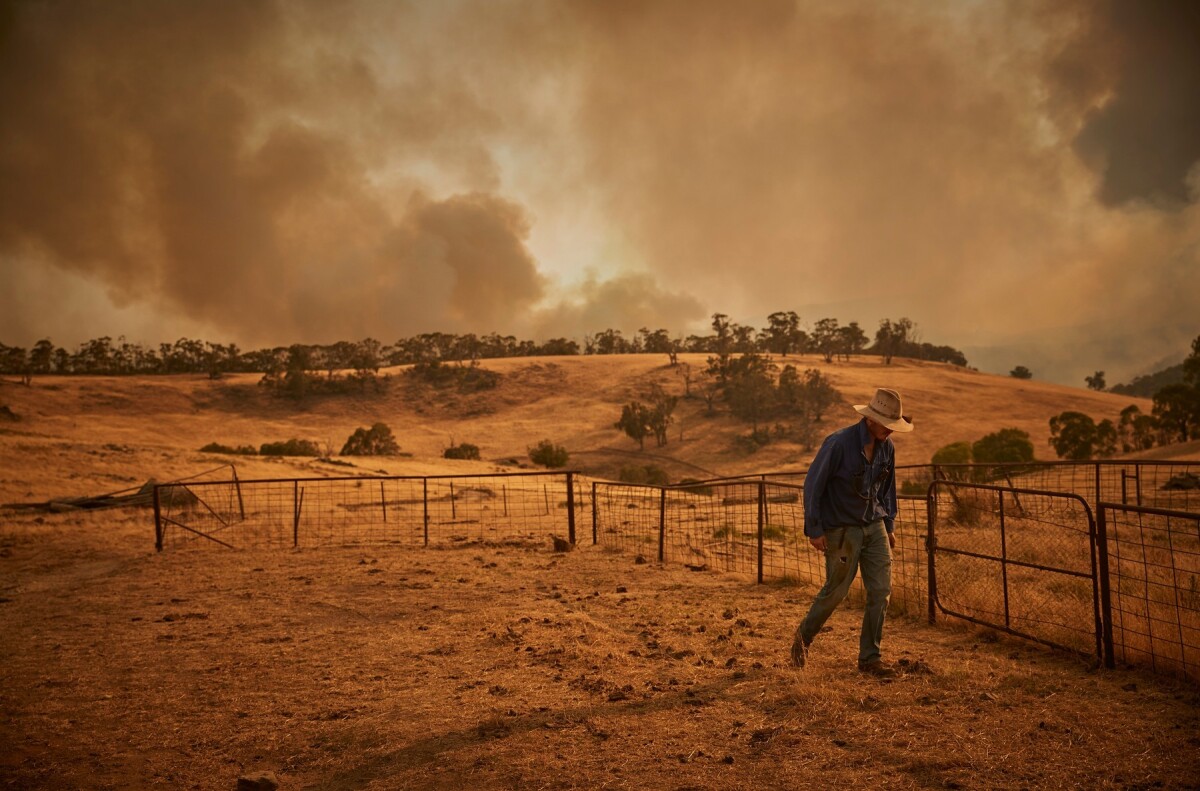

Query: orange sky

[1,0,1197,385]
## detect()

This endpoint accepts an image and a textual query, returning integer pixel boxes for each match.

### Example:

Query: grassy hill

[1,352,1187,504]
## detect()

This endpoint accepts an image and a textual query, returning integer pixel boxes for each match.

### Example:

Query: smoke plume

[0,0,1196,384]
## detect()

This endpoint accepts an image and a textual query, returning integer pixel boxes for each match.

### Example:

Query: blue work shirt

[803,419,898,538]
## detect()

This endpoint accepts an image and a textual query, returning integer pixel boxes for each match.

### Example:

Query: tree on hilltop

[762,311,805,356]
[811,318,841,363]
[874,318,914,364]
[1049,411,1116,460]
[1010,366,1033,379]
[1152,384,1200,443]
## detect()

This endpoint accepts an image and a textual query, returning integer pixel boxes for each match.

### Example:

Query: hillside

[0,352,1180,503]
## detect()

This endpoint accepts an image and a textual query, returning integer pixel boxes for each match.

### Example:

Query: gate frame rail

[927,480,1103,662]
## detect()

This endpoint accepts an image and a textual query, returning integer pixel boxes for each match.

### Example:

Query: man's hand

[888,532,896,550]
[809,535,827,552]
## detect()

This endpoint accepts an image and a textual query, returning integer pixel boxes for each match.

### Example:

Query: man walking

[791,388,913,677]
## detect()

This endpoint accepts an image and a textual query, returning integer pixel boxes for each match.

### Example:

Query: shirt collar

[855,418,889,455]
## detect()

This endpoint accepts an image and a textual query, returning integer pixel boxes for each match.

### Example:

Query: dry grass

[1,358,1198,789]
[2,508,1198,790]
[0,353,1173,500]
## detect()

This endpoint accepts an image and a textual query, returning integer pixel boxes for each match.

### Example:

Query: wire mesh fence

[154,472,580,550]
[154,460,1199,682]
[591,479,928,617]
[901,461,1200,512]
[1098,503,1200,683]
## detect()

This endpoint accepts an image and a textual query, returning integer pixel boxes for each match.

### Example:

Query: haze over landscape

[2,0,1198,385]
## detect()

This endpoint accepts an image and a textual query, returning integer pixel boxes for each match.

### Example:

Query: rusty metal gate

[928,481,1102,659]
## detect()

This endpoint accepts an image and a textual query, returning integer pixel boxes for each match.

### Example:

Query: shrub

[676,478,714,496]
[931,441,972,480]
[972,428,1035,465]
[528,439,569,468]
[408,360,500,392]
[733,428,771,453]
[618,464,669,486]
[341,423,400,456]
[444,442,481,460]
[199,442,257,455]
[259,438,321,456]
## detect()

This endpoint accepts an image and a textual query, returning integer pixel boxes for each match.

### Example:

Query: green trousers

[796,520,892,665]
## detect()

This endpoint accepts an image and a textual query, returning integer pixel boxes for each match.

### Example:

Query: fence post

[591,481,598,545]
[926,482,937,625]
[153,485,163,551]
[658,487,666,563]
[380,480,387,523]
[232,465,245,522]
[293,482,302,548]
[450,481,456,520]
[1095,505,1115,669]
[423,478,429,546]
[999,490,1010,629]
[757,481,765,584]
[566,472,576,545]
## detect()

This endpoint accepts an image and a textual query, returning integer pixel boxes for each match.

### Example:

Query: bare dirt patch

[1,510,1197,790]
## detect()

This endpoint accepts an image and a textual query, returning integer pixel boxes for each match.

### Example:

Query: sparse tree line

[1046,335,1200,459]
[613,314,845,453]
[0,313,966,385]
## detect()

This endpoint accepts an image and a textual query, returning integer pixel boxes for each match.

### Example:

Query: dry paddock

[1,508,1198,791]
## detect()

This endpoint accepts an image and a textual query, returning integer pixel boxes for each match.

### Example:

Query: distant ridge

[1110,363,1185,397]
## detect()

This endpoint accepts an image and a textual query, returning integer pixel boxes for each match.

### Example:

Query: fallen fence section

[154,471,579,551]
[1098,503,1200,683]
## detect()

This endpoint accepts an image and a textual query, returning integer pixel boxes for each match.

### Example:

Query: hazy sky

[2,0,1198,385]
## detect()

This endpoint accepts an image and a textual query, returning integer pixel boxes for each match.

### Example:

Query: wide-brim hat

[854,388,914,432]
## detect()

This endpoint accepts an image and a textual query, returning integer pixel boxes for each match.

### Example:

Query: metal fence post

[927,482,937,625]
[591,481,598,545]
[757,481,765,584]
[232,465,245,522]
[153,485,163,551]
[566,472,576,545]
[999,490,1010,629]
[380,480,387,523]
[423,478,429,546]
[1095,505,1115,669]
[292,482,302,548]
[658,487,666,563]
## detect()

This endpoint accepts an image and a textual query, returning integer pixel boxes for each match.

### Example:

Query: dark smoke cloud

[1054,0,1200,207]
[0,0,551,346]
[0,0,1196,385]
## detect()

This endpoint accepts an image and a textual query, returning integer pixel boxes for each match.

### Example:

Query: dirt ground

[1,507,1198,791]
